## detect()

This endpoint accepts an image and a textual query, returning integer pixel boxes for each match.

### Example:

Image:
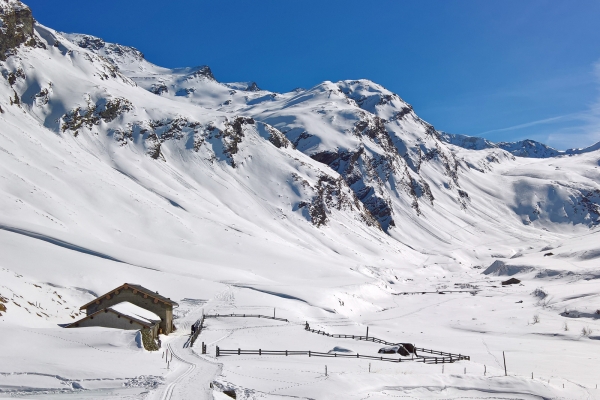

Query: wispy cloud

[544,60,600,149]
[476,59,600,150]
[477,115,573,136]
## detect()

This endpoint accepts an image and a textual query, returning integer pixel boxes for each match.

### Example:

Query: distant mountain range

[439,132,600,158]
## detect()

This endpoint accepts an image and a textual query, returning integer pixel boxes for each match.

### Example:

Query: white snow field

[1,1,600,398]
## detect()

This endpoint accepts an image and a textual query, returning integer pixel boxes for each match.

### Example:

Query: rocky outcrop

[263,123,291,149]
[186,65,215,81]
[296,174,380,229]
[150,83,168,95]
[204,117,254,167]
[66,33,146,65]
[0,0,35,60]
[61,97,133,134]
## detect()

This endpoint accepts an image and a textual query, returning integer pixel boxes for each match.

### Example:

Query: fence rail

[189,315,205,347]
[304,324,469,361]
[205,313,288,322]
[393,290,479,295]
[215,347,466,364]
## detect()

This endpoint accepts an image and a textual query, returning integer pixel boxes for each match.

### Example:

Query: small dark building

[501,278,521,286]
[79,283,178,334]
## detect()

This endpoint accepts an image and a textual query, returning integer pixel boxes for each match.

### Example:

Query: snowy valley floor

[1,228,600,400]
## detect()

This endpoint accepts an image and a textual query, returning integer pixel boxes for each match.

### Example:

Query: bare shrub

[532,314,540,324]
[532,287,548,299]
[581,326,593,337]
[563,322,569,331]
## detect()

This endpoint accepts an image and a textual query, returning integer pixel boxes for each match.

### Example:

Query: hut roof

[501,277,521,285]
[109,302,161,325]
[67,303,160,329]
[80,283,178,310]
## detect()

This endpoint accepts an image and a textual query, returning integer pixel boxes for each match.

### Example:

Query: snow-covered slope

[1,1,600,398]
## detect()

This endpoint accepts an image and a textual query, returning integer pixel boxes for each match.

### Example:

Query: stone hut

[79,283,178,335]
[67,301,161,339]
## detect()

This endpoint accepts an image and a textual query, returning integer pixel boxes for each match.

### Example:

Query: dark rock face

[4,67,24,85]
[0,1,34,60]
[188,65,215,81]
[581,190,600,223]
[150,83,168,95]
[388,105,413,122]
[69,34,146,64]
[246,82,260,92]
[263,124,290,149]
[297,174,380,229]
[61,98,133,134]
[72,35,105,51]
[204,117,255,167]
[309,115,404,231]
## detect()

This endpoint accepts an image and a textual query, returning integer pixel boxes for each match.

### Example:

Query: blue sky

[27,0,600,149]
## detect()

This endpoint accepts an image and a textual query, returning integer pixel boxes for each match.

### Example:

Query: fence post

[259,349,261,356]
[503,351,507,376]
[216,346,220,357]
[286,350,288,356]
[309,351,311,357]
[238,348,240,355]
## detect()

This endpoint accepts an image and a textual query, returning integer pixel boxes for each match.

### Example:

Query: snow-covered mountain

[1,1,600,398]
[440,131,600,158]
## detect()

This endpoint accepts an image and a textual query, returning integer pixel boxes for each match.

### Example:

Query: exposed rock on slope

[0,0,36,60]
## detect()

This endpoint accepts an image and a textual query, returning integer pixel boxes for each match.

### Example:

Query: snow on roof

[108,302,161,325]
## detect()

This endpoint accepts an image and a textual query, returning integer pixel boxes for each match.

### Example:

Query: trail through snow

[149,311,221,400]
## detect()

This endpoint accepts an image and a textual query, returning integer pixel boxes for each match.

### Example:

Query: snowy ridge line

[205,313,289,322]
[304,325,470,361]
[214,347,466,364]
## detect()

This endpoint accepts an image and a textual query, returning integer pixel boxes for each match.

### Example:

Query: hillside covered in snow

[1,1,600,399]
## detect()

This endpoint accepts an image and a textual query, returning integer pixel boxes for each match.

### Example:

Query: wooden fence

[188,315,469,363]
[393,290,479,295]
[215,347,466,364]
[205,313,288,322]
[189,315,205,347]
[304,324,469,361]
